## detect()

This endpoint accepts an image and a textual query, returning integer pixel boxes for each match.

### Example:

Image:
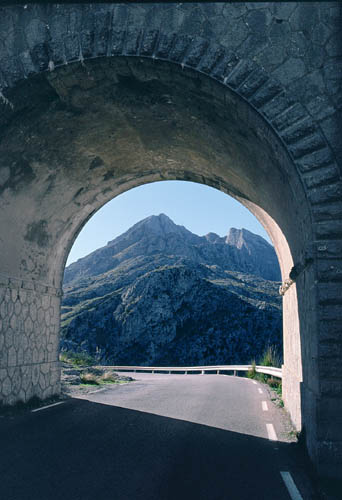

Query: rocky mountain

[64,213,280,285]
[61,214,282,366]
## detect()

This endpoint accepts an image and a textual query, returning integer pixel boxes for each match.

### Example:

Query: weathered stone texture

[0,278,61,405]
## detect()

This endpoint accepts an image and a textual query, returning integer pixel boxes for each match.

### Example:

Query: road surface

[0,374,316,499]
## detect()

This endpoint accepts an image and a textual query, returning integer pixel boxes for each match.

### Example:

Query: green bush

[247,360,257,379]
[248,346,283,400]
[60,350,95,367]
[259,345,282,368]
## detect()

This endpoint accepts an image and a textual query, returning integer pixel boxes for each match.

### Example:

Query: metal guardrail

[100,364,282,379]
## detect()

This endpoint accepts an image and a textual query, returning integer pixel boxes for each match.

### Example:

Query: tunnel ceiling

[0,57,309,285]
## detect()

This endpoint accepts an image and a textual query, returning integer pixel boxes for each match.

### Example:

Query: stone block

[35,284,47,295]
[63,33,80,62]
[155,32,177,59]
[304,165,339,189]
[238,67,268,98]
[0,300,7,318]
[309,182,342,205]
[319,358,342,378]
[317,260,342,282]
[4,329,13,349]
[48,39,66,66]
[30,43,50,72]
[169,34,193,63]
[211,52,239,82]
[37,308,45,325]
[317,282,342,305]
[9,314,18,330]
[319,304,342,322]
[93,11,111,57]
[197,44,225,74]
[32,348,39,364]
[29,303,37,322]
[42,295,50,311]
[225,59,255,89]
[289,133,326,159]
[315,220,342,239]
[24,316,33,334]
[140,29,159,57]
[183,37,209,69]
[124,28,142,57]
[280,117,316,145]
[7,346,17,367]
[316,240,342,258]
[319,341,342,358]
[272,102,307,132]
[319,319,341,342]
[17,348,24,366]
[2,377,12,397]
[250,78,283,109]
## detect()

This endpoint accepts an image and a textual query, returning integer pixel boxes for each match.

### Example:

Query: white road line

[252,381,257,385]
[262,401,268,411]
[258,388,263,394]
[32,401,64,413]
[280,471,303,500]
[88,387,109,395]
[266,423,278,441]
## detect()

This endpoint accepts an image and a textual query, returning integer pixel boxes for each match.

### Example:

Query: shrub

[60,350,95,367]
[259,345,282,368]
[247,360,257,379]
[80,372,100,385]
[101,371,119,383]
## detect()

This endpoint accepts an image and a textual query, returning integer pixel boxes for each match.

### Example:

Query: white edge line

[262,401,268,411]
[252,381,257,385]
[32,401,64,413]
[258,388,263,394]
[88,387,109,395]
[280,471,303,500]
[266,423,277,441]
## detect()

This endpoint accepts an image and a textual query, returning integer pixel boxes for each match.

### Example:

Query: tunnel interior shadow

[0,398,318,500]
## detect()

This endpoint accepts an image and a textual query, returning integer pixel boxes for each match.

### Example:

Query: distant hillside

[61,215,282,365]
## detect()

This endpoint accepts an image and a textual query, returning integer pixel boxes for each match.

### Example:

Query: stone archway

[0,4,341,477]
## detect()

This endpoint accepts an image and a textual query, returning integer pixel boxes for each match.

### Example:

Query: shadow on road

[0,398,317,500]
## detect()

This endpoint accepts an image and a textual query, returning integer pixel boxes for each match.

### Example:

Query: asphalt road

[0,374,317,500]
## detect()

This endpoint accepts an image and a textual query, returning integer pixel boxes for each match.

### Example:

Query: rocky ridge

[61,215,282,366]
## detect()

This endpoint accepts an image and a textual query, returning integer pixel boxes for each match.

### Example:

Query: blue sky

[66,181,270,266]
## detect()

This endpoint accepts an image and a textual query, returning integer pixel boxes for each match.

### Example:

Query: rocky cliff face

[61,215,282,365]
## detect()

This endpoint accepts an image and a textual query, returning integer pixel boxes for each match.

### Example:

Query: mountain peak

[64,216,280,285]
[226,227,271,249]
[204,232,222,243]
[132,213,182,235]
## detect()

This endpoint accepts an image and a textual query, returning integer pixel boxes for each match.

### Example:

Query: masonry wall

[0,276,61,404]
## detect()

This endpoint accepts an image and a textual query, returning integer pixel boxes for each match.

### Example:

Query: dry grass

[102,371,119,383]
[80,372,100,385]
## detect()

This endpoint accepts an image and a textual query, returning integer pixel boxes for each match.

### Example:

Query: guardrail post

[152,370,154,374]
[185,371,187,375]
[234,370,236,376]
[201,370,204,375]
[217,370,219,374]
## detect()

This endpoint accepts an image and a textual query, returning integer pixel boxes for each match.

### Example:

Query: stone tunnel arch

[0,13,341,477]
